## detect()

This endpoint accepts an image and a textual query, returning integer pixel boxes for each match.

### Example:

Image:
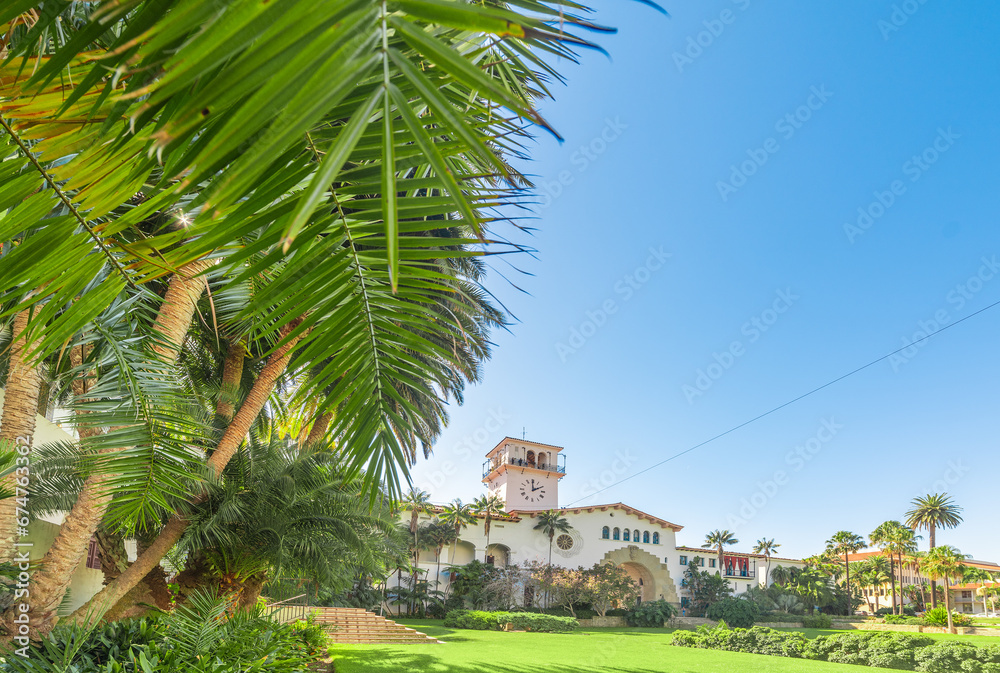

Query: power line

[565,294,1000,507]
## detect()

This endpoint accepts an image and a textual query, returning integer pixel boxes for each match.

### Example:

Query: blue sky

[409,1,1000,562]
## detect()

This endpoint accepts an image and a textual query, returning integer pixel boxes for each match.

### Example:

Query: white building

[399,436,806,608]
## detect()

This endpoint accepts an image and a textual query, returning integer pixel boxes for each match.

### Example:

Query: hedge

[672,625,1000,672]
[443,610,579,633]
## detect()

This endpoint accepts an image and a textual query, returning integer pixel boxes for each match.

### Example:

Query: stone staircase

[311,607,442,644]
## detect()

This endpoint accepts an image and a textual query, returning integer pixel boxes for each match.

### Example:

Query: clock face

[519,478,546,503]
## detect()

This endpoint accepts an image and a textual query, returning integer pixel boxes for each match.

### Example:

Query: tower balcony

[483,454,566,479]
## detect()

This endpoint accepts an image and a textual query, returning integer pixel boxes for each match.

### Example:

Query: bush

[0,592,321,673]
[504,612,579,632]
[801,614,832,629]
[625,600,677,627]
[884,614,923,625]
[706,598,759,629]
[670,626,1000,672]
[425,600,448,619]
[924,607,973,628]
[442,609,578,632]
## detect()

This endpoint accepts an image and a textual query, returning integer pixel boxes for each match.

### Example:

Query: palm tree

[826,531,866,607]
[858,556,892,614]
[534,510,573,567]
[424,523,457,595]
[770,565,793,587]
[0,0,615,630]
[439,499,478,567]
[963,567,995,617]
[472,493,506,563]
[0,310,43,560]
[533,510,572,609]
[920,546,969,632]
[753,538,781,585]
[402,489,435,556]
[703,530,739,577]
[906,494,964,608]
[870,521,919,615]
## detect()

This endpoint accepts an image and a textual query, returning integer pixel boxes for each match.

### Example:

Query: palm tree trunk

[305,411,332,447]
[95,530,129,585]
[26,260,215,633]
[215,339,246,424]
[929,523,938,609]
[436,549,443,594]
[0,310,43,562]
[944,575,953,632]
[484,518,491,564]
[68,325,302,626]
[890,559,898,615]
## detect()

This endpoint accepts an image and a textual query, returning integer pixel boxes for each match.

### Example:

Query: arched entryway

[621,562,655,603]
[599,545,680,606]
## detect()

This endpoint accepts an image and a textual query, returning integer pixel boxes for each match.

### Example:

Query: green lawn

[331,622,876,673]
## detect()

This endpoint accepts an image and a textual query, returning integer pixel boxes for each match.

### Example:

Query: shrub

[706,598,759,629]
[504,612,579,632]
[442,609,578,632]
[626,600,677,627]
[801,614,833,629]
[670,626,1000,672]
[885,614,923,625]
[924,607,973,628]
[914,641,986,673]
[426,601,448,619]
[0,592,321,673]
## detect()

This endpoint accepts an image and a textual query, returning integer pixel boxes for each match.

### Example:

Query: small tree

[920,546,968,633]
[586,563,641,617]
[548,566,590,618]
[682,556,732,616]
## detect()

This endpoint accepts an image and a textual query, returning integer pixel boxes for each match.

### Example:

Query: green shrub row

[625,600,677,627]
[443,610,578,632]
[672,625,1000,672]
[800,614,833,629]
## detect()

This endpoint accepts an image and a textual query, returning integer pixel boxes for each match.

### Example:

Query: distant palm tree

[963,567,995,617]
[770,564,793,587]
[753,538,780,585]
[859,556,892,614]
[439,499,478,567]
[825,531,866,607]
[703,530,739,577]
[870,521,919,615]
[920,546,969,632]
[905,493,963,608]
[472,493,505,563]
[425,522,457,594]
[534,510,573,566]
[402,488,434,547]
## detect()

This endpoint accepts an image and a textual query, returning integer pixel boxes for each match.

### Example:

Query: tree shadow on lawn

[332,650,693,673]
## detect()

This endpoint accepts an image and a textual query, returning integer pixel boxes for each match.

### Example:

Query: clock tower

[482,437,566,512]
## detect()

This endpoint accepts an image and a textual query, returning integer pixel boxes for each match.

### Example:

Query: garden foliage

[443,610,578,633]
[672,624,1000,672]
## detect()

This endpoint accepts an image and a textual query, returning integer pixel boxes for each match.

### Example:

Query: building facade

[396,436,806,610]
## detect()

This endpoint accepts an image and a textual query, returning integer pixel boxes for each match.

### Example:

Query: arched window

[643,531,650,544]
[634,529,640,542]
[623,529,630,542]
[602,526,610,540]
[538,452,547,469]
[613,527,620,541]
[526,450,536,467]
[652,532,660,545]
